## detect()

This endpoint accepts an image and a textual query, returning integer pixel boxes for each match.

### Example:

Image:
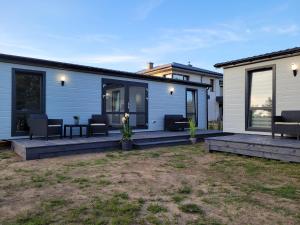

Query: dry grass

[0,143,299,225]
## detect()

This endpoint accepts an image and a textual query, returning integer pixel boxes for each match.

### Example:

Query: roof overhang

[0,53,211,88]
[214,47,300,69]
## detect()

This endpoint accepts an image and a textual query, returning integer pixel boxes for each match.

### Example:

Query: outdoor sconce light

[169,87,175,95]
[291,63,298,77]
[60,76,66,86]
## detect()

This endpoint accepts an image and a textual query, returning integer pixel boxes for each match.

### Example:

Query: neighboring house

[214,47,300,135]
[0,53,210,140]
[138,62,223,122]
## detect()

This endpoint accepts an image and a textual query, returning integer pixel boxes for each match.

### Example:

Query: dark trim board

[11,130,225,160]
[205,134,300,163]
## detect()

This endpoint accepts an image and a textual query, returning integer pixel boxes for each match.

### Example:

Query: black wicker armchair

[88,114,109,136]
[27,114,63,140]
[164,115,189,131]
[272,110,300,140]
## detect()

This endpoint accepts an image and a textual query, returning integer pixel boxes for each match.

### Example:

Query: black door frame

[11,68,46,136]
[102,78,148,129]
[186,88,198,126]
[245,64,276,132]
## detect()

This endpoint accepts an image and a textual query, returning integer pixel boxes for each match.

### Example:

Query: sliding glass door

[12,69,45,136]
[186,89,198,125]
[102,79,148,129]
[103,82,126,127]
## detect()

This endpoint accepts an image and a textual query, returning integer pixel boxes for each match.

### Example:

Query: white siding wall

[223,55,300,134]
[0,62,207,139]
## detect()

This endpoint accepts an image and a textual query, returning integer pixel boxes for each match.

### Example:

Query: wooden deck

[11,130,225,160]
[205,134,300,163]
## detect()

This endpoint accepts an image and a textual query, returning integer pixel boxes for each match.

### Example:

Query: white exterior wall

[0,62,207,139]
[223,55,300,135]
[187,74,222,121]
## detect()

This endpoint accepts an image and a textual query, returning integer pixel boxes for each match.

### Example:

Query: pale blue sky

[0,0,299,72]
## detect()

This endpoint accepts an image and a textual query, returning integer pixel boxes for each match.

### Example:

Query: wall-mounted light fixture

[169,87,175,95]
[60,75,66,86]
[291,63,298,77]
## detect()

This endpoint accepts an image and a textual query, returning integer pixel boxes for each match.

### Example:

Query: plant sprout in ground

[188,119,197,138]
[121,113,132,141]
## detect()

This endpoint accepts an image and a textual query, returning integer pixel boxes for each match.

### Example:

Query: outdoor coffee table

[64,124,89,139]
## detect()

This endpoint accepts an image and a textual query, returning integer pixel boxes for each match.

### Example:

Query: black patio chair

[27,114,63,140]
[272,110,300,140]
[164,114,189,131]
[88,114,109,136]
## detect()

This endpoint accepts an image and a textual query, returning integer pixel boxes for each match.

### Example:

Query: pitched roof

[0,53,210,88]
[139,62,223,77]
[214,47,300,68]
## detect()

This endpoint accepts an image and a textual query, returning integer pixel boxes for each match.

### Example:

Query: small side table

[64,124,89,139]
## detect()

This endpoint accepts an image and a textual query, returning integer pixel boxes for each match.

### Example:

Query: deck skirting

[205,134,300,163]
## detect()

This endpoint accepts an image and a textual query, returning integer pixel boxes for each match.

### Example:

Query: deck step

[134,138,190,149]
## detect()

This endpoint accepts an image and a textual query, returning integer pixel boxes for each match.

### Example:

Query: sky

[0,0,300,72]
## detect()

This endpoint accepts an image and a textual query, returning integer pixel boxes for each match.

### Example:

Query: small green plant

[179,203,204,214]
[178,185,192,194]
[147,203,168,214]
[121,113,133,141]
[188,119,197,138]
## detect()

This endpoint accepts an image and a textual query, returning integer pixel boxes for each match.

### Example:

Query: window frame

[245,65,276,132]
[163,73,189,81]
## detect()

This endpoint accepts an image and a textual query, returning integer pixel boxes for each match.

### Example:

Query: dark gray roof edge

[0,53,211,88]
[214,47,300,68]
[139,62,223,77]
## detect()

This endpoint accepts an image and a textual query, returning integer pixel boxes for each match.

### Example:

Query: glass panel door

[12,70,45,136]
[186,89,198,124]
[103,82,126,128]
[102,79,148,129]
[248,69,273,130]
[129,86,147,128]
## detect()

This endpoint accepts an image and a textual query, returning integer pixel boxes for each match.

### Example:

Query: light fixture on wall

[60,76,66,86]
[291,63,298,77]
[169,87,175,95]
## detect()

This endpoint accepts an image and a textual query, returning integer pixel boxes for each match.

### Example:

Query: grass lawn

[0,143,299,225]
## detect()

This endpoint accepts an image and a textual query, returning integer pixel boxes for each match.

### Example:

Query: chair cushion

[90,123,106,126]
[48,124,61,127]
[275,122,300,125]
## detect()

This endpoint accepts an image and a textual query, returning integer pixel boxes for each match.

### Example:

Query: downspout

[206,87,209,130]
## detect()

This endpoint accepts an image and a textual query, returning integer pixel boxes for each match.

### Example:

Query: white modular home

[138,62,223,122]
[214,47,300,135]
[0,53,210,140]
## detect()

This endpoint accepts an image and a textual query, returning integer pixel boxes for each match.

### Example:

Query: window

[246,68,273,131]
[163,74,189,81]
[163,74,172,79]
[210,79,214,92]
[186,89,198,125]
[12,69,45,136]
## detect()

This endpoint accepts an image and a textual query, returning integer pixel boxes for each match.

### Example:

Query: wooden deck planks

[11,130,224,160]
[205,134,300,163]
